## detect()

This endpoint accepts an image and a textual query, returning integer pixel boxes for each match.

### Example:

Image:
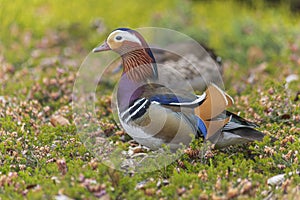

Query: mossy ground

[0,1,299,199]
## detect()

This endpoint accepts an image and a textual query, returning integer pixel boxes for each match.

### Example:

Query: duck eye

[115,36,122,41]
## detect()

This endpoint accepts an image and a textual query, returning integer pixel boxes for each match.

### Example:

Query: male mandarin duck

[93,28,266,151]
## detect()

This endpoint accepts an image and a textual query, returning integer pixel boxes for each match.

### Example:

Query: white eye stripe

[108,30,142,45]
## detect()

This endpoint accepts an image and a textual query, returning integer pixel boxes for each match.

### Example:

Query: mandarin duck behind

[111,41,223,92]
[93,28,266,151]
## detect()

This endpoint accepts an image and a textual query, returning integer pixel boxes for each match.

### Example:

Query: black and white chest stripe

[120,98,151,123]
[120,93,206,124]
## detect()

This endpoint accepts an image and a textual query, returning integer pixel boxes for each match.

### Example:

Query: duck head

[93,28,158,82]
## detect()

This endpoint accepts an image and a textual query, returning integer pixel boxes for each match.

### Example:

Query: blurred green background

[1,0,300,66]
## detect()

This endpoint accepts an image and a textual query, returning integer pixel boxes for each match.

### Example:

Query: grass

[0,0,299,199]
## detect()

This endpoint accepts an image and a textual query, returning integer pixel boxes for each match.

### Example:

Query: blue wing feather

[149,94,193,104]
[195,116,207,138]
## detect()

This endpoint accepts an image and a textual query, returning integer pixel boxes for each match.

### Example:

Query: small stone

[227,187,239,199]
[50,115,70,127]
[267,174,285,186]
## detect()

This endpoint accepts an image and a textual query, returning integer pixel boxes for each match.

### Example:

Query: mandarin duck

[142,41,223,92]
[93,28,266,151]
